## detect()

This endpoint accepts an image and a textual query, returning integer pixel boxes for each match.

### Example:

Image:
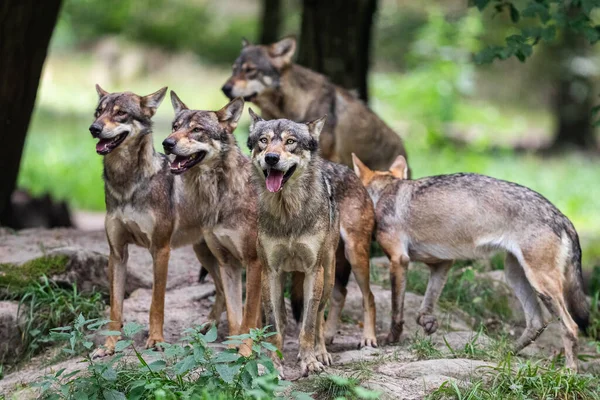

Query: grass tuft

[0,255,69,297]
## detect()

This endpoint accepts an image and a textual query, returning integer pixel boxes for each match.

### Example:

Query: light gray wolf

[353,153,590,371]
[89,85,219,357]
[222,37,408,172]
[248,111,339,377]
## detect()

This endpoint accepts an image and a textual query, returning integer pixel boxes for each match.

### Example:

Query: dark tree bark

[0,0,62,225]
[551,9,597,150]
[297,0,378,103]
[260,0,282,44]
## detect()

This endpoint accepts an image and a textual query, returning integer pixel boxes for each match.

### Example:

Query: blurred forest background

[4,0,600,268]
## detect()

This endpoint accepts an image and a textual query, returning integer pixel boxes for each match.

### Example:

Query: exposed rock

[0,301,22,362]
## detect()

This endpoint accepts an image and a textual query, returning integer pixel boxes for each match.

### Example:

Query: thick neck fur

[367,176,404,207]
[181,136,251,227]
[103,132,160,203]
[255,64,330,119]
[256,157,329,235]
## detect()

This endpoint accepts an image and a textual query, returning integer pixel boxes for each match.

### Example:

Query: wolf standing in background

[222,37,408,171]
[248,112,340,377]
[353,154,590,371]
[161,93,262,350]
[89,86,219,357]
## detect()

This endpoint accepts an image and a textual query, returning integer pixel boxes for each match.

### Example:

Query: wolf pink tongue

[96,140,109,153]
[266,170,284,192]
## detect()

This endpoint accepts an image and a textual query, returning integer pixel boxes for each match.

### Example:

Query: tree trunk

[297,0,378,103]
[0,0,62,226]
[550,10,597,150]
[259,0,282,44]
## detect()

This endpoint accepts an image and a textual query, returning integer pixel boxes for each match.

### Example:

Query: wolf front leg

[239,255,263,357]
[93,220,129,358]
[147,242,170,349]
[315,255,335,366]
[193,242,225,332]
[262,266,286,376]
[298,264,326,377]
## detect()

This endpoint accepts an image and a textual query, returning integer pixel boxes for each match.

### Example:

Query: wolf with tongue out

[248,109,371,378]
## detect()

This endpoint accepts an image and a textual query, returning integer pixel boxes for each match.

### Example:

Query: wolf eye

[286,139,296,145]
[193,127,201,133]
[259,137,268,144]
[117,110,127,117]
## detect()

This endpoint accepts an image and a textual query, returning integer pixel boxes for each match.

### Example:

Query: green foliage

[471,0,600,63]
[297,374,380,400]
[428,353,600,399]
[409,333,443,360]
[17,277,105,361]
[35,320,291,399]
[58,0,257,64]
[0,255,69,297]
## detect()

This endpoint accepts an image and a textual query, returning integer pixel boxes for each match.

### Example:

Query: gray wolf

[89,85,219,357]
[353,154,590,371]
[161,93,262,353]
[222,37,408,171]
[248,111,339,376]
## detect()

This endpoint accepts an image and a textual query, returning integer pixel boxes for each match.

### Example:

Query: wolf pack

[88,37,591,376]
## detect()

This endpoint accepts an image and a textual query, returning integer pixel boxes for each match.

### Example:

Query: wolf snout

[264,152,280,166]
[162,138,176,154]
[89,123,103,138]
[221,83,234,99]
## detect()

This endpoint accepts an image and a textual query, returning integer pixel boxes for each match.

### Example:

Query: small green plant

[588,290,600,353]
[297,374,380,400]
[428,353,600,400]
[0,255,69,296]
[35,317,291,399]
[409,333,442,360]
[17,276,105,360]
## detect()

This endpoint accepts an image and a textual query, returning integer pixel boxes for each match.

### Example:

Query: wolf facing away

[248,112,340,377]
[161,93,262,350]
[222,37,408,171]
[88,86,220,357]
[352,154,590,371]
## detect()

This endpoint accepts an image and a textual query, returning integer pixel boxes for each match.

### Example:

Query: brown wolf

[248,111,339,376]
[352,154,590,371]
[222,37,408,171]
[89,85,220,357]
[161,93,262,349]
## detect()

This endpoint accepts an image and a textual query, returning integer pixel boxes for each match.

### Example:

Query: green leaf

[175,355,196,375]
[74,392,89,400]
[127,385,146,400]
[147,360,166,372]
[353,386,382,399]
[103,389,126,400]
[213,351,241,363]
[204,324,218,343]
[329,375,352,386]
[245,360,259,379]
[541,26,556,42]
[54,368,66,377]
[114,340,133,352]
[123,322,144,337]
[261,342,278,352]
[473,0,490,11]
[215,363,241,384]
[101,366,117,381]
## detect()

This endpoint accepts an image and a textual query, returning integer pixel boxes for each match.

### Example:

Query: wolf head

[352,153,408,199]
[89,85,167,155]
[221,37,296,101]
[247,109,325,193]
[162,91,244,175]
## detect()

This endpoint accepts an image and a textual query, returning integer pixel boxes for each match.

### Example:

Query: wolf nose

[264,152,280,166]
[162,138,176,154]
[89,123,102,138]
[221,83,233,99]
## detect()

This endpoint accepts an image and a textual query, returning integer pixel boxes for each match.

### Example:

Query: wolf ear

[170,91,188,115]
[141,87,168,117]
[216,97,244,132]
[242,37,252,47]
[248,108,264,131]
[95,84,109,99]
[352,153,373,184]
[389,155,408,179]
[268,36,296,68]
[306,115,327,140]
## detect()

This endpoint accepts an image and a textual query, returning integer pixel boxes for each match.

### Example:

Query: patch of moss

[0,255,69,297]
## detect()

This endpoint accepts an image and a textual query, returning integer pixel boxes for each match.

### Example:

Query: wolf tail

[564,231,592,336]
[290,271,304,322]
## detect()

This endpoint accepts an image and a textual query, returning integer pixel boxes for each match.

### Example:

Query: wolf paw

[359,336,378,348]
[300,355,325,377]
[418,314,438,335]
[91,346,114,359]
[315,345,332,366]
[145,336,165,350]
